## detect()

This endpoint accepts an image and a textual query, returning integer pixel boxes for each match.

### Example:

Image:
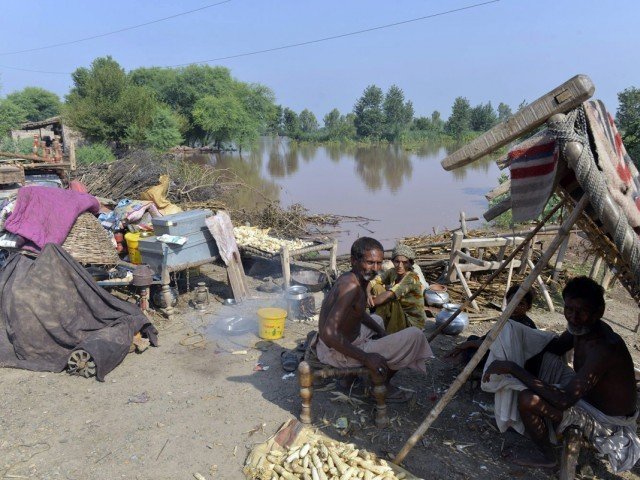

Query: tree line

[0,55,639,164]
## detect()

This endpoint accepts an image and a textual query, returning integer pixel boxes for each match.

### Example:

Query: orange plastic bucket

[257,307,287,340]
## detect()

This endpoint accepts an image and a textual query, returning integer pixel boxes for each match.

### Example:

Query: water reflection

[353,145,413,193]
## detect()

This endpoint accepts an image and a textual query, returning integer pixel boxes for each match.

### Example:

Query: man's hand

[445,340,478,359]
[482,360,515,383]
[367,293,376,308]
[364,352,389,377]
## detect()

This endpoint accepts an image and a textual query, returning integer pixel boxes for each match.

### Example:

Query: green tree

[282,108,299,138]
[323,108,341,130]
[412,116,431,131]
[353,85,384,138]
[444,97,471,138]
[0,99,26,136]
[142,105,184,150]
[497,102,512,122]
[616,87,640,164]
[193,94,258,149]
[65,56,157,145]
[299,109,319,133]
[469,102,497,131]
[6,87,60,122]
[430,110,444,132]
[383,85,413,140]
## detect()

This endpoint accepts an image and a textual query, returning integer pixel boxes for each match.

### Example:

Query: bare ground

[1,263,640,480]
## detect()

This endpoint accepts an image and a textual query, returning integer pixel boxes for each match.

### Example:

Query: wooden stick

[454,264,480,312]
[502,256,516,310]
[428,197,568,342]
[527,258,555,312]
[485,180,511,200]
[552,236,571,282]
[394,194,588,465]
[0,150,47,162]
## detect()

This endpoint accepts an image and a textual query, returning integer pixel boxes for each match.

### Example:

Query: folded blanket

[558,399,640,473]
[4,186,100,250]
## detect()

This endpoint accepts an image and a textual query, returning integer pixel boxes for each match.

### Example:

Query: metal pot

[424,284,450,307]
[286,285,315,320]
[152,287,178,308]
[435,303,469,335]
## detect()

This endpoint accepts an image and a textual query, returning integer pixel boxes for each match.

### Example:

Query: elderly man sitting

[366,244,427,333]
[317,237,433,402]
[483,277,640,472]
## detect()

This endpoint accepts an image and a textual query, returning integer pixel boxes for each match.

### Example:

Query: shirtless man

[317,237,432,400]
[484,276,639,470]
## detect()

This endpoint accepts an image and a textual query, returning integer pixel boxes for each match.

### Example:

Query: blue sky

[0,0,638,120]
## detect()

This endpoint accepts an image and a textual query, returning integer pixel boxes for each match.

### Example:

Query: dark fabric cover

[0,244,156,381]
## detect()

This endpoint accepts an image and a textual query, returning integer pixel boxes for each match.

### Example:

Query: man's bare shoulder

[334,271,358,290]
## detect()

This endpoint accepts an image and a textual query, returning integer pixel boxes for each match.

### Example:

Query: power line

[0,0,499,76]
[169,0,500,67]
[0,0,233,56]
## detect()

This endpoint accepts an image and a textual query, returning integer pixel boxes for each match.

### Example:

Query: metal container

[286,285,315,320]
[424,283,450,307]
[151,209,212,236]
[435,303,469,335]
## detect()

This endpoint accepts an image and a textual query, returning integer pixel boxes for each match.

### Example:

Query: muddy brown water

[189,137,500,253]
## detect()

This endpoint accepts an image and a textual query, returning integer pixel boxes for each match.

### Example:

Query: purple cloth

[4,186,100,250]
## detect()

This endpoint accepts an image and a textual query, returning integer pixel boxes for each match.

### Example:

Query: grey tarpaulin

[0,244,157,381]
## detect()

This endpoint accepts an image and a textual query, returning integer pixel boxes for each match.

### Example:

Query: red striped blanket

[509,132,558,222]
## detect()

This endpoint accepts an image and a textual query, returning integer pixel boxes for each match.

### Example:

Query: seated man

[483,277,640,472]
[366,243,427,333]
[317,237,433,402]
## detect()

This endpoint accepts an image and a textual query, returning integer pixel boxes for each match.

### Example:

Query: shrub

[76,144,115,165]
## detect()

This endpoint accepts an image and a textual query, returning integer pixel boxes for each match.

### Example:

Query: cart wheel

[67,349,96,378]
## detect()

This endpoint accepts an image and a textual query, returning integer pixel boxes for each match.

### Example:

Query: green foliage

[129,64,275,145]
[382,85,413,141]
[142,105,184,151]
[65,56,157,145]
[282,108,300,138]
[469,102,497,131]
[6,87,61,122]
[298,109,319,133]
[0,136,33,154]
[76,144,116,165]
[353,85,384,138]
[497,102,512,122]
[616,86,640,166]
[193,94,258,149]
[444,97,471,138]
[0,99,26,136]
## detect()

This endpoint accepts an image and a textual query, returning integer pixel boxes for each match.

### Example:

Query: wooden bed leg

[559,426,581,480]
[298,361,313,424]
[371,372,389,428]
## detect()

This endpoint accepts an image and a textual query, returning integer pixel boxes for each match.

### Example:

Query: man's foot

[502,446,557,469]
[375,384,414,404]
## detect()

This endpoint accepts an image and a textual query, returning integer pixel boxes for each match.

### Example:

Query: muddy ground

[1,259,640,480]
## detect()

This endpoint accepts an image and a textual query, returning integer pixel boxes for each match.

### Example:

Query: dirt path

[1,272,640,479]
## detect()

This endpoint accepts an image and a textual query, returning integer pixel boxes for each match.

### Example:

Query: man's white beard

[362,272,376,281]
[567,323,593,336]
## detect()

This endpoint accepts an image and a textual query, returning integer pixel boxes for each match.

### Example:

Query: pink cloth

[5,186,100,250]
[317,314,433,373]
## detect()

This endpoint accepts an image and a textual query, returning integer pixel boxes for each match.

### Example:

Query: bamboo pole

[394,194,588,465]
[428,197,568,342]
[0,150,47,162]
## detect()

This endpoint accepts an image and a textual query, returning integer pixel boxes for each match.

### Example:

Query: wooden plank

[456,259,521,272]
[460,236,524,249]
[485,180,511,200]
[281,245,291,288]
[447,232,464,283]
[559,427,581,480]
[441,74,595,171]
[483,196,512,222]
[589,256,603,279]
[456,249,490,268]
[453,264,480,312]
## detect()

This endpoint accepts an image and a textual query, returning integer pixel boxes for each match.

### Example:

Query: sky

[0,0,638,119]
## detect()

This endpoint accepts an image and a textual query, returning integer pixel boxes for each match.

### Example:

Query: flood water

[195,137,500,253]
